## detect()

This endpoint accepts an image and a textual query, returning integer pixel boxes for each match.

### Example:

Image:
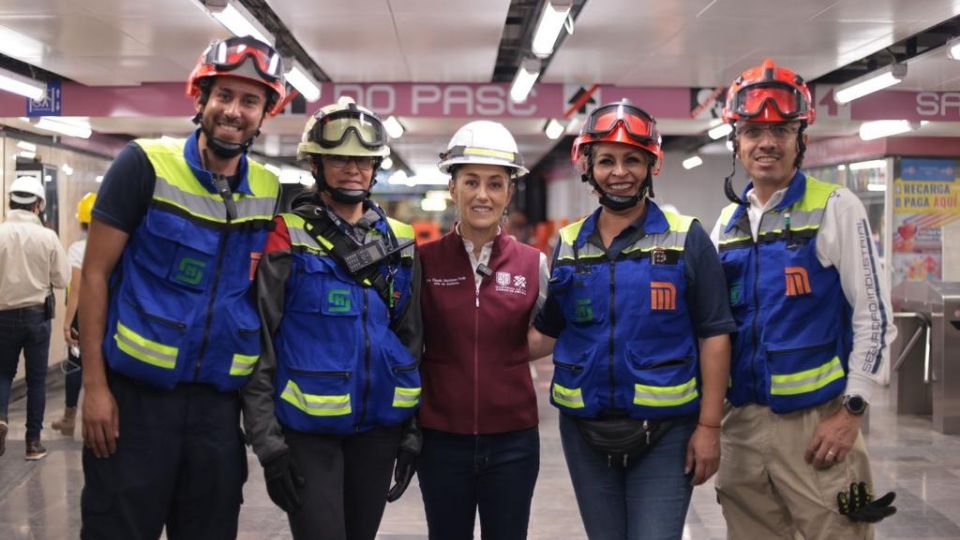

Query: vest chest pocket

[276,365,355,435]
[109,294,188,389]
[550,344,599,416]
[135,211,219,291]
[550,268,606,326]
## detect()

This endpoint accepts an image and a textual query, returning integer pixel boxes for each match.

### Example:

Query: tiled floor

[2,359,959,539]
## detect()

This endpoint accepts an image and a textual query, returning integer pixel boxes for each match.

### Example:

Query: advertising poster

[892,158,960,288]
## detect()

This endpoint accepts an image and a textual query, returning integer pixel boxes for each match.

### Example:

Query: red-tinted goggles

[203,36,284,83]
[732,82,808,119]
[583,103,659,144]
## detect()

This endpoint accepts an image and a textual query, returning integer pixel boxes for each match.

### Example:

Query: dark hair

[9,200,38,211]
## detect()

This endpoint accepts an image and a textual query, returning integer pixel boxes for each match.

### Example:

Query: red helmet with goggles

[572,100,663,176]
[186,36,287,116]
[722,58,814,125]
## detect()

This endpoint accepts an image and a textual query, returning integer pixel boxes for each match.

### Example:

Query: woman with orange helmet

[529,99,735,539]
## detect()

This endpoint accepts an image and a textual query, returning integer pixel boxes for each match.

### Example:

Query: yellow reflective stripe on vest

[557,212,693,262]
[282,214,333,253]
[229,354,258,376]
[770,356,844,396]
[153,176,277,224]
[392,386,421,408]
[280,379,351,416]
[633,378,698,407]
[386,217,416,260]
[552,383,585,409]
[114,321,178,370]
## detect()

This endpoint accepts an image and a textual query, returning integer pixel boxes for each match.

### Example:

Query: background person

[417,120,549,540]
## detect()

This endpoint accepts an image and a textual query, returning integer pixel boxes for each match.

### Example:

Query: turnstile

[892,281,960,434]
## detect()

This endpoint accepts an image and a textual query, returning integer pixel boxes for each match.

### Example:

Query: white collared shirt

[0,210,70,310]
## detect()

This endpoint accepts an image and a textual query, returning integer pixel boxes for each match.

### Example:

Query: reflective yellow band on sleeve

[114,321,178,370]
[229,354,259,376]
[280,380,351,416]
[393,387,421,408]
[633,377,699,407]
[770,356,844,396]
[552,383,585,409]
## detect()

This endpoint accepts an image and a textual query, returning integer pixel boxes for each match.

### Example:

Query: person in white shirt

[0,176,70,460]
[710,59,898,539]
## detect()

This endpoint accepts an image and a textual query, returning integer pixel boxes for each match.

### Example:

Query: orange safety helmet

[571,99,663,176]
[722,58,815,125]
[186,36,287,116]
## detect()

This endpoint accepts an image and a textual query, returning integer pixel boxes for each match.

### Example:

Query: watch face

[846,395,867,414]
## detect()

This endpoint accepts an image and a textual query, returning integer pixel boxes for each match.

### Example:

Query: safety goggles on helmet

[309,109,388,150]
[202,36,284,84]
[731,82,810,120]
[582,102,659,145]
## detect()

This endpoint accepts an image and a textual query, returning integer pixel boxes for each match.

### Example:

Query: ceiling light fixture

[834,63,907,104]
[707,123,733,140]
[859,120,913,141]
[682,155,703,170]
[947,37,960,60]
[531,1,573,58]
[285,63,321,102]
[16,141,37,152]
[848,159,887,170]
[35,117,92,139]
[510,59,541,103]
[383,116,405,139]
[0,67,46,101]
[206,0,273,44]
[544,118,564,140]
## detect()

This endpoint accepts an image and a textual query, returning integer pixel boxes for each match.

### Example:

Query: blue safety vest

[103,137,279,391]
[717,173,853,413]
[549,203,701,421]
[272,211,420,435]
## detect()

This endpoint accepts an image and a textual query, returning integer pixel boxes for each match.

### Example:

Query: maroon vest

[419,231,540,434]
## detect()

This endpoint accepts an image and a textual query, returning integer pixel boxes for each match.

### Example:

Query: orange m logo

[785,266,812,296]
[650,281,677,311]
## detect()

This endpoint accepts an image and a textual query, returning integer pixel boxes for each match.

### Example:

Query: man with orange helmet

[79,36,285,539]
[712,59,898,538]
[529,100,735,538]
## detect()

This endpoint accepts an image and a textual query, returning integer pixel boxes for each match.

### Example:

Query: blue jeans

[0,306,51,441]
[559,413,696,540]
[418,427,540,540]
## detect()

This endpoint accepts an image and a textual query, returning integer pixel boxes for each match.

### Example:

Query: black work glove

[263,451,306,513]
[386,417,422,502]
[837,481,897,523]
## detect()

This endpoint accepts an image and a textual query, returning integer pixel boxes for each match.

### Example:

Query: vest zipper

[473,284,480,434]
[194,204,232,382]
[750,224,762,403]
[608,260,617,407]
[357,289,372,432]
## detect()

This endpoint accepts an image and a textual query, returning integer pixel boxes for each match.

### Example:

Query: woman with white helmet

[417,120,549,539]
[241,97,422,540]
[528,100,735,539]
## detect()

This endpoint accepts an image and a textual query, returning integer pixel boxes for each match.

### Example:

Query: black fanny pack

[575,416,671,468]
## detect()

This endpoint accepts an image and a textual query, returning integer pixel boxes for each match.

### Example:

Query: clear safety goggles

[310,109,388,150]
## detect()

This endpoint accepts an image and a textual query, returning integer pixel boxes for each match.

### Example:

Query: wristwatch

[842,394,868,416]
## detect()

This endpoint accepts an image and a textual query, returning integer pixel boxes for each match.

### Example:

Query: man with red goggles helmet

[528,100,735,538]
[79,37,284,539]
[711,59,897,539]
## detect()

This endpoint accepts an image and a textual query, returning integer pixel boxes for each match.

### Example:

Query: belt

[0,304,46,315]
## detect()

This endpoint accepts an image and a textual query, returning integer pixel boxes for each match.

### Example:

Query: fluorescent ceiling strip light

[707,123,732,140]
[35,117,93,139]
[867,184,887,192]
[383,116,405,139]
[834,64,907,104]
[544,118,564,140]
[211,3,273,44]
[682,155,703,170]
[510,59,540,103]
[18,150,36,160]
[531,1,572,58]
[848,159,887,170]
[286,64,321,102]
[0,67,46,101]
[16,141,37,152]
[948,37,960,60]
[859,120,912,141]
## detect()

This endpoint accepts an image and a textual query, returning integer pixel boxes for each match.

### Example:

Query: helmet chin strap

[585,174,648,211]
[193,111,260,159]
[311,166,375,205]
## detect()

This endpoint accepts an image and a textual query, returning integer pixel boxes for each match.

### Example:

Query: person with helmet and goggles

[241,96,422,540]
[48,192,97,439]
[416,121,549,540]
[0,176,69,461]
[78,36,285,539]
[527,99,735,539]
[711,59,898,539]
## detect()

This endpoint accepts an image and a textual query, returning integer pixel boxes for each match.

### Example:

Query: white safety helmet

[9,175,46,208]
[297,96,390,160]
[438,120,529,178]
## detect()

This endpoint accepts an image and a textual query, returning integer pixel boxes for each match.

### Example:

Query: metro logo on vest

[651,281,677,311]
[785,266,812,296]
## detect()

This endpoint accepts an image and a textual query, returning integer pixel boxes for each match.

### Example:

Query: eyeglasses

[737,124,800,141]
[310,109,388,150]
[203,36,284,83]
[731,82,809,120]
[583,102,659,145]
[323,155,377,171]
